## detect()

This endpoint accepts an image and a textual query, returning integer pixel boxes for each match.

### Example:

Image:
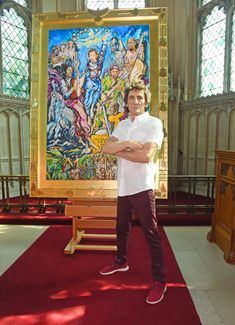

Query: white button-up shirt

[112,111,163,197]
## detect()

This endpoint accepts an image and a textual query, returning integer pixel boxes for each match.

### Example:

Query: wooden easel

[64,199,117,254]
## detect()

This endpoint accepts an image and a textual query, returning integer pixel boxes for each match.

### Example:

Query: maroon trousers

[116,189,165,283]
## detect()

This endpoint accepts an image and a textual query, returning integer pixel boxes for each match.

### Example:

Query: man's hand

[126,141,144,152]
[102,138,143,155]
[117,142,157,163]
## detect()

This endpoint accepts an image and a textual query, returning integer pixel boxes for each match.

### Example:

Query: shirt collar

[128,111,149,124]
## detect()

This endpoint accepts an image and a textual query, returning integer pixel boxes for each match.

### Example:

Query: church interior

[0,1,235,324]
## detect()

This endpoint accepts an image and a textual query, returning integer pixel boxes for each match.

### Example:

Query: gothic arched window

[0,0,31,99]
[230,10,235,91]
[86,0,146,10]
[13,0,27,6]
[198,0,235,97]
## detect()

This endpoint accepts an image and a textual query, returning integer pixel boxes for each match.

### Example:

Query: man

[110,37,126,68]
[101,64,126,134]
[122,37,146,82]
[84,33,108,121]
[60,64,90,138]
[99,80,166,304]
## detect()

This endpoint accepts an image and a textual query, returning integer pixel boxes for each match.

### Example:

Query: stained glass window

[116,0,145,8]
[201,0,211,5]
[13,0,27,6]
[199,6,226,97]
[87,0,114,9]
[230,11,235,91]
[86,0,145,9]
[0,8,29,99]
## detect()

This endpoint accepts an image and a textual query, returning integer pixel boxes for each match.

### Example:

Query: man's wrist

[124,141,131,151]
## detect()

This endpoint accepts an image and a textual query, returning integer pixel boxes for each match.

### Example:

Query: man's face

[127,38,136,51]
[68,41,73,48]
[60,44,66,51]
[53,47,59,55]
[111,38,117,45]
[127,89,146,119]
[66,66,73,78]
[89,51,98,63]
[110,68,119,79]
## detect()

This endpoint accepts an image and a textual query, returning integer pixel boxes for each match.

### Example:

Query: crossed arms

[102,136,157,163]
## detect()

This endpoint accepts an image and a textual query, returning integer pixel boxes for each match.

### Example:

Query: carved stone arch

[207,105,224,116]
[191,108,205,124]
[206,108,219,159]
[22,109,30,118]
[189,109,202,118]
[0,109,10,119]
[197,111,206,160]
[230,105,235,113]
[7,111,20,153]
[216,108,228,149]
[206,107,218,125]
[226,0,235,16]
[228,106,235,150]
[194,109,206,129]
[0,0,31,28]
[206,107,221,133]
[5,108,20,118]
[21,110,30,140]
[9,110,20,125]
[0,0,32,52]
[215,105,227,116]
[198,0,226,25]
[216,106,228,119]
[0,110,12,174]
[188,113,198,168]
[9,111,21,174]
[21,110,30,126]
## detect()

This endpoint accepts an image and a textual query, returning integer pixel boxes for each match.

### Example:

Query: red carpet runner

[0,226,202,325]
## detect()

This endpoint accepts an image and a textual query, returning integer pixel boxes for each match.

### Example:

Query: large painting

[30,8,168,199]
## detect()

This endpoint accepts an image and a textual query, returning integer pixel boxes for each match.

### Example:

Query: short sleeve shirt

[112,111,163,197]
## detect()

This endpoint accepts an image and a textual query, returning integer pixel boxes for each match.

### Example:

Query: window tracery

[198,0,235,97]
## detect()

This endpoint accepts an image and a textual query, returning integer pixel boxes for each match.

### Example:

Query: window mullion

[198,5,226,97]
[223,7,232,92]
[0,18,3,95]
[196,20,203,97]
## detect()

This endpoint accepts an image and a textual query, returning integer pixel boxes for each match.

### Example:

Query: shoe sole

[146,286,167,304]
[100,265,129,275]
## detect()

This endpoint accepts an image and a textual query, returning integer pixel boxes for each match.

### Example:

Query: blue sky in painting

[48,24,150,78]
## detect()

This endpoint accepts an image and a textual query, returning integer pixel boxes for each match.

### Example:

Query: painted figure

[101,63,126,134]
[110,37,126,68]
[122,34,147,82]
[60,64,90,138]
[84,33,108,121]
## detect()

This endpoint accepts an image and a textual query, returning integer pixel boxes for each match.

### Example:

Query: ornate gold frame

[30,8,168,199]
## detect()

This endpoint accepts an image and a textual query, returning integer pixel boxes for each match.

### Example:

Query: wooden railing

[0,175,215,214]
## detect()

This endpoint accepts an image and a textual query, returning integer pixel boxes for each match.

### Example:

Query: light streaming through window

[116,0,145,8]
[86,0,145,9]
[201,0,211,5]
[200,6,226,97]
[1,8,29,99]
[230,11,235,91]
[13,0,27,6]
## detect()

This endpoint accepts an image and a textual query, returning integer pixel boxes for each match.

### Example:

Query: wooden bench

[64,203,117,254]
